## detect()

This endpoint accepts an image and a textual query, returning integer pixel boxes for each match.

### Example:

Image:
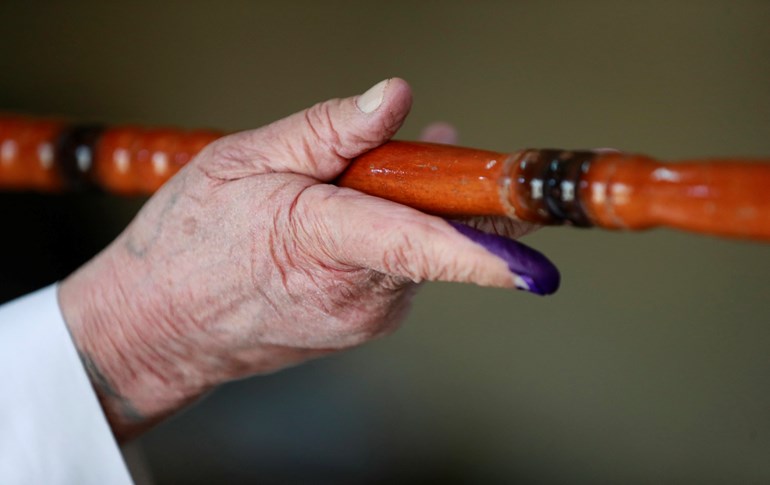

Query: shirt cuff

[0,285,133,484]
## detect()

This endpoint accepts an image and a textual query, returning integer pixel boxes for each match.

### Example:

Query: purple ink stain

[447,221,560,295]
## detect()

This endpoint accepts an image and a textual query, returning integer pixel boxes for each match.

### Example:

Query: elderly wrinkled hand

[57,78,558,440]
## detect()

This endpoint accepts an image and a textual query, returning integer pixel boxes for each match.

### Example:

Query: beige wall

[1,1,768,482]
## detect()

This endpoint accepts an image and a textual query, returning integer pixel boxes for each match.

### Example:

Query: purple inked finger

[447,221,560,296]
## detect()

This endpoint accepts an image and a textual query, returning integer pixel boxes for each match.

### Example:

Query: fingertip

[380,77,413,115]
[371,78,413,138]
[446,221,561,296]
[334,77,412,159]
[419,122,458,144]
[592,147,623,154]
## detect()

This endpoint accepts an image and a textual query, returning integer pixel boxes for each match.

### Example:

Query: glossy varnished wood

[2,114,770,242]
[336,141,511,217]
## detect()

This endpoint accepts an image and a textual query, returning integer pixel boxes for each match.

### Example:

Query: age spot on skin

[125,177,185,257]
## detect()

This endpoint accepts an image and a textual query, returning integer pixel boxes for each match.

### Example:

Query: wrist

[57,250,208,440]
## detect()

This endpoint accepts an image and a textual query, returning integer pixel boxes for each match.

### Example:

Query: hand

[58,78,558,440]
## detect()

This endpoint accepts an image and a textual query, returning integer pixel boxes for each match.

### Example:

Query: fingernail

[356,79,389,114]
[447,221,560,296]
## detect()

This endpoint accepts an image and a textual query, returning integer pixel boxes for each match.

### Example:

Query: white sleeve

[0,285,133,485]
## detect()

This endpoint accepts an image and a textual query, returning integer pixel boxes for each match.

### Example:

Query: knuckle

[209,136,250,164]
[303,101,344,157]
[380,233,432,283]
[196,134,268,182]
[285,186,330,260]
[303,100,381,161]
[379,228,490,284]
[258,184,418,349]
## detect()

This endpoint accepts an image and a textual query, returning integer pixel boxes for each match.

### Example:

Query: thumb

[206,78,412,181]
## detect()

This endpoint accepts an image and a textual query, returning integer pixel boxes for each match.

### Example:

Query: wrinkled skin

[58,79,538,440]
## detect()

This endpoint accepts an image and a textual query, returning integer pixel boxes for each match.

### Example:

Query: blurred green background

[1,1,769,483]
